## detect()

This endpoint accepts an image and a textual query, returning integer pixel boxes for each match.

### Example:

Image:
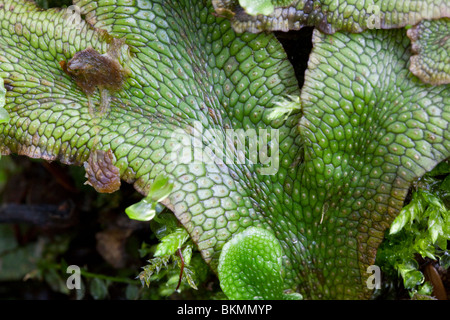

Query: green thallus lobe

[213,0,449,34]
[0,0,449,299]
[406,18,450,85]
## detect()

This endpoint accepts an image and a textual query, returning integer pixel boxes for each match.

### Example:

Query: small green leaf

[154,228,190,257]
[440,251,450,269]
[409,193,424,222]
[397,259,418,274]
[0,78,9,126]
[181,265,198,290]
[389,203,412,234]
[267,95,301,121]
[416,282,433,296]
[125,198,157,221]
[125,173,174,221]
[148,173,174,203]
[239,0,274,16]
[181,243,193,266]
[397,260,424,289]
[403,270,424,289]
[420,190,446,212]
[415,237,436,259]
[427,207,443,243]
[436,237,448,252]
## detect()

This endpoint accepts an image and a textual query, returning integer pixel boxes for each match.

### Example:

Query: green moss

[376,160,450,298]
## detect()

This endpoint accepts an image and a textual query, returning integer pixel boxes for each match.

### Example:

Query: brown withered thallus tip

[84,149,121,193]
[60,47,125,95]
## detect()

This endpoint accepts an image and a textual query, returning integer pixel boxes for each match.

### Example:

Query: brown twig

[176,247,185,291]
[424,262,447,300]
[0,200,76,228]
